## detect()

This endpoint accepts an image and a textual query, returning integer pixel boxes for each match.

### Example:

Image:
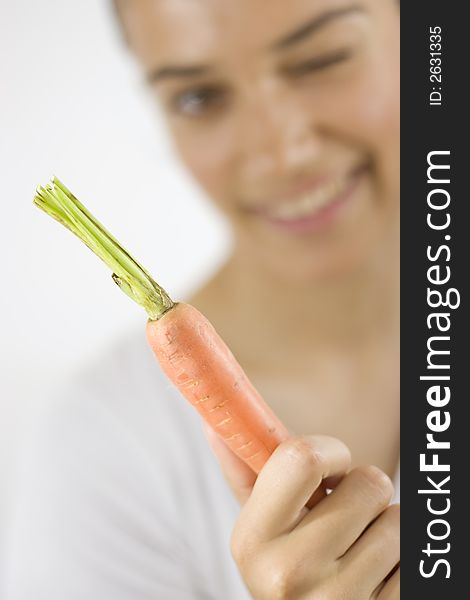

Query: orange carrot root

[146,302,290,473]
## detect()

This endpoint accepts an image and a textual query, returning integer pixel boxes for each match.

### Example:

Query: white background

[0,0,230,558]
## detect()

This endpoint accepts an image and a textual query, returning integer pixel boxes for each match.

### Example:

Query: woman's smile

[244,162,370,234]
[120,0,400,280]
[10,2,401,598]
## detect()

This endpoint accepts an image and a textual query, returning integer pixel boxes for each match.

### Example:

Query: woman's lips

[252,165,368,234]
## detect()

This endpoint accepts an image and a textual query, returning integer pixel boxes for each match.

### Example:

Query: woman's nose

[235,81,321,180]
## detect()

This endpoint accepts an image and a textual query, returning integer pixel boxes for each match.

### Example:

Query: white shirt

[4,330,399,600]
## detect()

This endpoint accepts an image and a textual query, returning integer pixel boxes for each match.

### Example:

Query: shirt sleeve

[4,392,207,600]
[3,333,251,600]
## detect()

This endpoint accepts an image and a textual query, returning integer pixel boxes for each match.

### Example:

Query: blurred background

[0,0,230,566]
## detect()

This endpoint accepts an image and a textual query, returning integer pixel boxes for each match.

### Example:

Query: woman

[5,0,399,598]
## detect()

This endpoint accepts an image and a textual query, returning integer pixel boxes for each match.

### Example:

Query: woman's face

[121,0,400,281]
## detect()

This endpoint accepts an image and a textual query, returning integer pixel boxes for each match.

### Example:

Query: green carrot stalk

[34,175,292,475]
[33,176,174,320]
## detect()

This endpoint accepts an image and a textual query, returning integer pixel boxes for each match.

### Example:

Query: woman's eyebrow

[270,4,365,50]
[147,4,364,83]
[147,64,212,84]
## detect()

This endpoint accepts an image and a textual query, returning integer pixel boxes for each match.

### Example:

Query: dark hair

[110,0,129,44]
[111,0,400,44]
[111,0,121,18]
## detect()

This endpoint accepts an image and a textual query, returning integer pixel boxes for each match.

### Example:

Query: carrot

[146,302,289,472]
[34,177,289,473]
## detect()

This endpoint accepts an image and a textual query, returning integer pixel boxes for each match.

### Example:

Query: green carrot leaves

[34,176,174,320]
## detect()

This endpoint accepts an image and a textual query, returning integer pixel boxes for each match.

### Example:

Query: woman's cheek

[171,123,236,208]
[315,66,397,144]
[354,62,400,200]
[353,48,399,141]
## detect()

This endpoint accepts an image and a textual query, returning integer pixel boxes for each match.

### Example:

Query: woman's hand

[203,426,400,599]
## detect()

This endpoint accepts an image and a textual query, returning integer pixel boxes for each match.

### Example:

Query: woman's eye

[286,48,353,78]
[171,86,228,117]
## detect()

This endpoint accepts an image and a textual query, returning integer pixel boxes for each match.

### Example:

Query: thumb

[202,421,257,505]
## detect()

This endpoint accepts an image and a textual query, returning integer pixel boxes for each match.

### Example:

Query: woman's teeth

[266,177,346,220]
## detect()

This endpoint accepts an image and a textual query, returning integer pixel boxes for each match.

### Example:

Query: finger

[305,471,351,510]
[241,435,351,541]
[202,421,256,505]
[372,581,386,599]
[378,566,400,599]
[339,504,400,595]
[292,465,394,559]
